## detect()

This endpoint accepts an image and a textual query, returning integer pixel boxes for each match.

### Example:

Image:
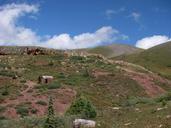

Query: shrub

[162,100,167,106]
[70,56,85,61]
[0,116,6,120]
[123,97,155,107]
[155,92,171,102]
[167,65,171,68]
[55,116,65,128]
[82,69,90,77]
[0,106,6,113]
[35,81,61,90]
[151,109,157,114]
[47,82,61,89]
[20,79,26,83]
[67,97,97,118]
[36,100,47,106]
[16,106,29,117]
[31,108,38,114]
[0,95,5,103]
[1,85,9,96]
[57,72,66,79]
[0,70,16,77]
[48,61,54,66]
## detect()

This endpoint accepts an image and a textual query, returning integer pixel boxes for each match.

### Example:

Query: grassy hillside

[116,41,171,79]
[73,43,142,58]
[0,47,171,127]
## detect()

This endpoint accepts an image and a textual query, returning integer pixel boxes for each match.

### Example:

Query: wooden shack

[39,76,54,84]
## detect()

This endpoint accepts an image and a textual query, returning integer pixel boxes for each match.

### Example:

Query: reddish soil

[114,60,171,97]
[1,81,76,118]
[119,67,167,97]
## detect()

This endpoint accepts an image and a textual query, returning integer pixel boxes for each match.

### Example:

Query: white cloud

[105,7,125,19]
[105,9,116,19]
[135,35,171,49]
[0,3,128,49]
[128,12,145,30]
[129,12,141,22]
[0,3,39,46]
[44,26,128,49]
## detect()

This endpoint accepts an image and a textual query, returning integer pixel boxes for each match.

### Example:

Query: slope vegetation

[0,47,171,128]
[74,43,142,58]
[116,41,171,79]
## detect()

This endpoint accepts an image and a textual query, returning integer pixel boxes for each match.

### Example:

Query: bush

[66,97,97,119]
[0,95,5,103]
[31,108,38,114]
[0,70,16,77]
[36,100,47,106]
[0,106,6,113]
[55,116,65,128]
[82,69,90,77]
[70,56,85,61]
[162,100,167,106]
[57,72,66,79]
[123,97,155,107]
[1,85,9,96]
[123,93,171,107]
[167,65,171,68]
[0,116,6,120]
[155,92,171,102]
[48,61,54,66]
[47,82,61,89]
[20,79,26,83]
[35,81,61,90]
[16,106,29,117]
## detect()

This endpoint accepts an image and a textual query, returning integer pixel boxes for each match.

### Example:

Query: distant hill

[76,43,142,58]
[0,46,61,55]
[117,41,171,79]
[0,43,142,58]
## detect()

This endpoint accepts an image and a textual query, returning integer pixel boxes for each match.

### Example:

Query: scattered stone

[166,115,171,119]
[135,108,140,111]
[159,124,163,128]
[124,122,132,126]
[73,119,96,128]
[112,107,120,110]
[157,106,167,111]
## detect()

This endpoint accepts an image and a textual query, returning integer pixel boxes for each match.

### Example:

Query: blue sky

[0,0,170,49]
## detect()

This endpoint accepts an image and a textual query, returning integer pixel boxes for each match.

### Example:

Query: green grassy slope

[0,47,171,127]
[74,43,142,58]
[116,41,171,79]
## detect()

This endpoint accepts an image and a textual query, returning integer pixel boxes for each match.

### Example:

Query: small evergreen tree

[44,96,56,128]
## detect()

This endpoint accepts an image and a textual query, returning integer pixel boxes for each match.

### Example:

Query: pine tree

[44,96,56,128]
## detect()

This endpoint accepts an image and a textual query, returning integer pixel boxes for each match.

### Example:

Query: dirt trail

[115,61,170,97]
[21,81,36,94]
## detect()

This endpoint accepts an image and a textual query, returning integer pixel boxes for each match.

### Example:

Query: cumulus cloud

[0,3,128,49]
[0,3,39,46]
[44,26,128,49]
[135,35,171,49]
